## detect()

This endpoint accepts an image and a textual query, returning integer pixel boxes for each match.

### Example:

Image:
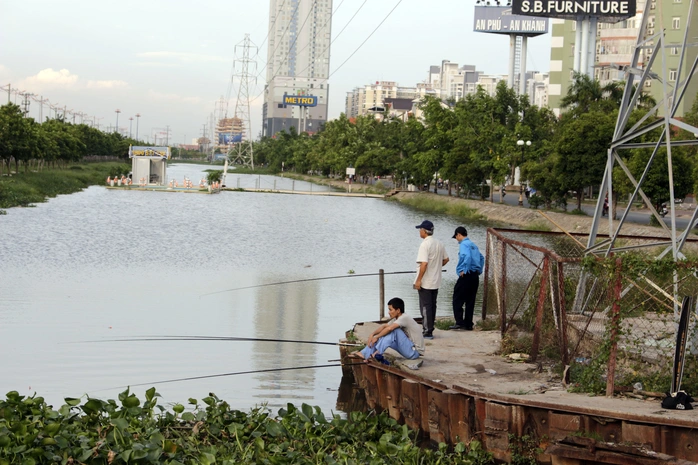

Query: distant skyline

[0,0,551,145]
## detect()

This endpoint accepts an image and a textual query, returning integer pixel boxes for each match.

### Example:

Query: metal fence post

[530,256,550,362]
[482,230,491,322]
[379,269,385,320]
[606,257,623,397]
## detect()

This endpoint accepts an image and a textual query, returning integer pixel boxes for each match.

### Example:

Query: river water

[0,163,488,413]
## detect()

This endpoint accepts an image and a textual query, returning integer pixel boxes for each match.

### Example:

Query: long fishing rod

[200,270,421,297]
[88,335,363,347]
[201,269,447,297]
[111,363,364,389]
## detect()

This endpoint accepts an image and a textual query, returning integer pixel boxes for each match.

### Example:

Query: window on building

[671,46,680,55]
[670,69,678,81]
[673,17,680,29]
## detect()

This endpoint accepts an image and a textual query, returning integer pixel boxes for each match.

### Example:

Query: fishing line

[200,269,435,297]
[109,363,364,389]
[85,335,363,347]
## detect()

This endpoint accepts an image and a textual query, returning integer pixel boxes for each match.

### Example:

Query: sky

[0,0,551,146]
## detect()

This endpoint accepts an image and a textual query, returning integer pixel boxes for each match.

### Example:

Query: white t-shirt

[395,313,425,355]
[415,235,448,289]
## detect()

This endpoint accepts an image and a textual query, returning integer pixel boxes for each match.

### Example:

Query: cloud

[86,80,128,89]
[22,68,79,90]
[137,51,227,63]
[147,90,201,105]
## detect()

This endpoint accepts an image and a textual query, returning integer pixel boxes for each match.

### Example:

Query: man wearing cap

[451,226,484,330]
[414,220,449,339]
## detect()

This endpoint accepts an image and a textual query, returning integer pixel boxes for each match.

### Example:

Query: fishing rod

[111,362,365,389]
[200,269,422,297]
[88,335,363,347]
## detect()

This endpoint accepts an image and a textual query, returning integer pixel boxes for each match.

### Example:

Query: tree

[555,110,616,210]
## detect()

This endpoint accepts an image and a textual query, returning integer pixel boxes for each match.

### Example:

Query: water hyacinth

[0,389,493,465]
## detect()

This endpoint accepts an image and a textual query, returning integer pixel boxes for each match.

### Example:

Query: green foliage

[396,195,484,221]
[508,434,542,465]
[0,162,130,208]
[206,170,223,184]
[0,390,488,464]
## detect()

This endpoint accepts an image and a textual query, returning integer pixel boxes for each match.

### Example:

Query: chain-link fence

[483,228,698,395]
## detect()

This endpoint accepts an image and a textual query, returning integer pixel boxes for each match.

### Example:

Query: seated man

[354,297,424,361]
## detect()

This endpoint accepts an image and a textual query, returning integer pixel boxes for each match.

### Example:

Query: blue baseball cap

[415,220,434,231]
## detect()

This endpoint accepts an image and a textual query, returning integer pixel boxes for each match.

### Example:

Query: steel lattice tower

[576,0,698,315]
[228,34,257,168]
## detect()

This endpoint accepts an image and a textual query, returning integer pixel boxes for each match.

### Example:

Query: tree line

[252,75,698,211]
[0,103,138,175]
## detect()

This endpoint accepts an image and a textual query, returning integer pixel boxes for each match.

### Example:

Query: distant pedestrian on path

[351,297,424,362]
[450,226,484,331]
[414,220,449,339]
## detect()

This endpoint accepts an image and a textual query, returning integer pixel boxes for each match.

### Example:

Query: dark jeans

[453,272,479,329]
[418,288,439,335]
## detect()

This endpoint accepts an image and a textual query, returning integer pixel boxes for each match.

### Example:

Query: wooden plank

[401,379,422,431]
[419,382,431,434]
[428,390,450,444]
[484,402,511,461]
[384,372,403,421]
[447,390,471,444]
[622,422,661,452]
[362,365,380,411]
[548,412,582,441]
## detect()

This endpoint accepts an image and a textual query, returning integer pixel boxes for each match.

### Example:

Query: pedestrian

[350,297,424,362]
[414,220,449,339]
[450,226,484,331]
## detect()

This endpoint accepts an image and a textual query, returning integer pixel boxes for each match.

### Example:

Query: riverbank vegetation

[0,389,493,465]
[250,75,698,211]
[0,162,130,210]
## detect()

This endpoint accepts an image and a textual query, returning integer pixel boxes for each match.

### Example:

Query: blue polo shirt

[456,237,484,276]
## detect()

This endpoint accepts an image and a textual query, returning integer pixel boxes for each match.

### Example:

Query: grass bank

[282,173,392,195]
[0,162,131,210]
[393,194,485,222]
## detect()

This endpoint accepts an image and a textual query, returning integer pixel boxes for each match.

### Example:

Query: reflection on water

[0,163,500,413]
[253,278,319,401]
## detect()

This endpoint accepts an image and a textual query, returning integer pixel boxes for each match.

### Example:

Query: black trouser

[453,272,479,329]
[418,288,438,335]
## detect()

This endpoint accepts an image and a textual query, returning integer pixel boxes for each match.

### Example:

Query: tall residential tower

[262,0,332,137]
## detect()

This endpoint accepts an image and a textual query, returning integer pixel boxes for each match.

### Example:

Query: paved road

[407,183,698,231]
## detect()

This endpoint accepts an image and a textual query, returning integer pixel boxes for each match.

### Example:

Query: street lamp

[129,117,133,138]
[115,109,121,134]
[516,139,531,206]
[136,113,141,141]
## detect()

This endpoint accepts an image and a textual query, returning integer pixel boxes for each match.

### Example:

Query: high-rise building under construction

[262,0,332,137]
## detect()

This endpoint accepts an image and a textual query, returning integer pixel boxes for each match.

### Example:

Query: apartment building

[262,0,333,136]
[548,0,698,116]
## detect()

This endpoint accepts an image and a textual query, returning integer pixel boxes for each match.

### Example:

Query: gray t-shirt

[394,313,425,355]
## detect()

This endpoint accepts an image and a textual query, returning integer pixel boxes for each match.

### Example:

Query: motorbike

[659,203,669,217]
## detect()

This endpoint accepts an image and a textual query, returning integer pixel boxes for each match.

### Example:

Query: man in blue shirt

[450,226,484,330]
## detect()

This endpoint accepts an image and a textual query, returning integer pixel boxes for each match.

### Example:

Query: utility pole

[115,109,121,134]
[129,117,133,138]
[228,34,257,168]
[165,125,170,146]
[135,113,141,140]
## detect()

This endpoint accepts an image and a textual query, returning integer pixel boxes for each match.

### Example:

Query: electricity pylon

[228,34,257,168]
[576,0,698,315]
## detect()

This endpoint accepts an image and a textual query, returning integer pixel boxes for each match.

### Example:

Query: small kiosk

[129,145,171,186]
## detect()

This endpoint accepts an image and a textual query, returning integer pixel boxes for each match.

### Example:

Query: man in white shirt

[413,220,449,339]
[352,297,424,361]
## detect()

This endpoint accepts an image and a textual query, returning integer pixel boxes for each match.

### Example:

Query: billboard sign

[474,6,548,35]
[129,146,171,159]
[511,0,635,21]
[283,94,318,107]
[219,133,243,144]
